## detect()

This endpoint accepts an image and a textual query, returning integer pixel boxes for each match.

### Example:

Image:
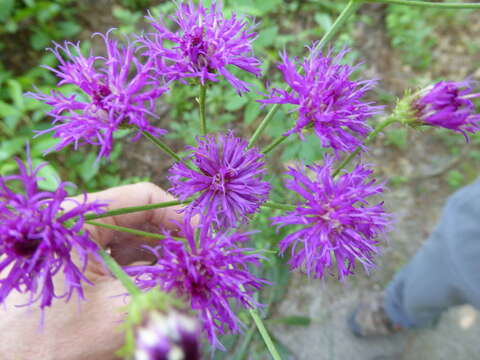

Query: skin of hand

[0,182,183,360]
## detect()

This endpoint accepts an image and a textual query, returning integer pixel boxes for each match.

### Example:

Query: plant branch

[98,249,141,296]
[199,84,207,135]
[85,200,189,221]
[367,0,480,9]
[333,116,398,177]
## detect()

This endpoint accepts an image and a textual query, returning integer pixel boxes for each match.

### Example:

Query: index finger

[70,182,184,248]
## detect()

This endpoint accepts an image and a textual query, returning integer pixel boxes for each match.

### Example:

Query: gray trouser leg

[384,231,466,328]
[384,180,480,329]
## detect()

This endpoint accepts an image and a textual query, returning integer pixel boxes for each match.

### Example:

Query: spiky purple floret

[139,1,262,94]
[26,31,168,159]
[168,132,270,229]
[0,158,105,310]
[125,221,266,350]
[414,81,480,140]
[260,47,382,156]
[271,156,391,280]
[135,311,201,360]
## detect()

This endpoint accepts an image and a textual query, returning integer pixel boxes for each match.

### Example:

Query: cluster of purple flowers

[168,132,270,229]
[272,157,391,280]
[126,221,266,349]
[414,81,480,140]
[0,156,105,310]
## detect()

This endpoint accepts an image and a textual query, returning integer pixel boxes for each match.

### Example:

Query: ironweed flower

[140,1,262,94]
[135,310,201,360]
[125,221,266,349]
[272,156,391,280]
[26,31,168,159]
[413,81,480,139]
[168,132,270,229]
[260,47,382,156]
[0,157,105,310]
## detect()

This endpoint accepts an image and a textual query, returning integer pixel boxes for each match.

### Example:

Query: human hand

[0,182,183,360]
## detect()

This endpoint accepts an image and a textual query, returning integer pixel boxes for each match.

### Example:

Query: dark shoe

[348,293,403,337]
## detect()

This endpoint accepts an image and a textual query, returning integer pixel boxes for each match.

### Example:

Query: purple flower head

[260,47,382,156]
[272,156,391,280]
[413,81,480,140]
[135,310,201,360]
[126,221,266,349]
[140,1,262,94]
[0,157,105,310]
[168,132,270,229]
[26,31,168,159]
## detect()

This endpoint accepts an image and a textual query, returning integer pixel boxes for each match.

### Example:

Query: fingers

[69,182,184,248]
[0,279,128,360]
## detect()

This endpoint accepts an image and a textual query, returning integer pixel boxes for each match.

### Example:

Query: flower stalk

[85,199,189,221]
[98,249,141,296]
[199,84,207,135]
[332,115,398,177]
[367,0,480,9]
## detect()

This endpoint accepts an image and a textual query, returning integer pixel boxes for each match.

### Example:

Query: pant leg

[384,230,466,328]
[384,179,480,329]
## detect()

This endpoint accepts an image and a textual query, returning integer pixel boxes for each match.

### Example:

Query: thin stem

[86,220,170,241]
[247,0,361,149]
[263,201,296,211]
[142,131,182,163]
[199,84,207,135]
[85,200,189,221]
[332,116,397,177]
[314,0,362,52]
[262,134,290,155]
[98,249,141,296]
[248,307,282,360]
[367,0,480,9]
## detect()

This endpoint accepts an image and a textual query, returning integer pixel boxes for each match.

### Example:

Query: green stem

[332,116,397,177]
[262,134,290,155]
[263,201,296,211]
[199,84,207,135]
[367,0,480,9]
[98,249,141,296]
[142,131,182,163]
[86,220,170,241]
[247,0,361,149]
[85,200,189,221]
[249,308,282,360]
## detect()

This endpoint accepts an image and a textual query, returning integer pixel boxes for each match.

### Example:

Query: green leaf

[57,21,81,37]
[0,100,20,117]
[32,159,61,191]
[7,79,24,110]
[0,138,27,161]
[77,152,100,183]
[30,31,51,50]
[0,0,15,22]
[270,315,312,327]
[225,94,248,111]
[244,100,262,125]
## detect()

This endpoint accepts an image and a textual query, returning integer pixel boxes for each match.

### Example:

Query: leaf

[32,159,61,192]
[270,315,311,327]
[0,0,14,22]
[57,21,81,38]
[244,100,262,125]
[225,94,248,111]
[30,31,51,50]
[7,79,24,110]
[77,152,100,183]
[0,100,20,117]
[0,138,27,161]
